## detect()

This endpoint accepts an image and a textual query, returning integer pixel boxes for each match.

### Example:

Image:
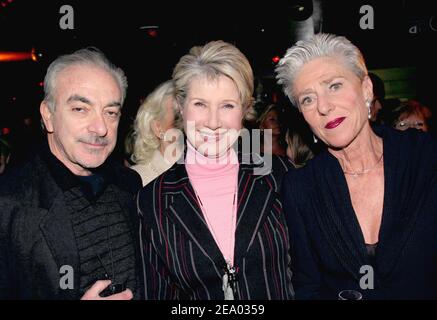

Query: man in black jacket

[0,48,142,299]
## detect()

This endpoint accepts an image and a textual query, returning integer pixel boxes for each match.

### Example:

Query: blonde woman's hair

[172,40,255,120]
[132,80,177,164]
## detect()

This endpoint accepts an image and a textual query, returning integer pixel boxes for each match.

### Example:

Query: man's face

[41,65,122,176]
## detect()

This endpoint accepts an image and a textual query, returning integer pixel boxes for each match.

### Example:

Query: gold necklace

[343,153,383,178]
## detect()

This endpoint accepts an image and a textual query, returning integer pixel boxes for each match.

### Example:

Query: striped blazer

[137,154,294,300]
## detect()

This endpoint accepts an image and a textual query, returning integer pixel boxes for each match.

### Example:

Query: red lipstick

[325,117,346,129]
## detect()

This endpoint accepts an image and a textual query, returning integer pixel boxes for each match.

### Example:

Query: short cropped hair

[275,33,368,106]
[43,47,127,111]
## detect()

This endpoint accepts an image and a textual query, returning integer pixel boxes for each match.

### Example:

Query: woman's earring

[159,131,165,141]
[366,100,372,119]
[313,134,318,144]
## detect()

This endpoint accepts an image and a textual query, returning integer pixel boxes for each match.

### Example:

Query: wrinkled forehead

[55,65,122,102]
[293,57,359,95]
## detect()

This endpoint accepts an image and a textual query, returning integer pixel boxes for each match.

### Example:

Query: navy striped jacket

[137,154,294,300]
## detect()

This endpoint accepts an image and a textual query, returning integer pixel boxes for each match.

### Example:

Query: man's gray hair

[43,47,128,111]
[275,33,368,106]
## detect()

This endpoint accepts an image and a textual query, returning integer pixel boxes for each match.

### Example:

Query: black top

[282,126,437,300]
[365,243,378,258]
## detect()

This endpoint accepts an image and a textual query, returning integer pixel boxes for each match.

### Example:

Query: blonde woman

[131,81,182,186]
[138,41,293,300]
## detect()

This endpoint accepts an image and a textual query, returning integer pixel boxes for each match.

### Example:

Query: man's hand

[81,280,133,300]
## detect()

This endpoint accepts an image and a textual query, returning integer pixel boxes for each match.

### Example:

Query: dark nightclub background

[1,0,436,160]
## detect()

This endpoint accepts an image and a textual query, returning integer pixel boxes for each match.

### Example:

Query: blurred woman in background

[131,80,182,186]
[257,104,287,156]
[392,99,432,133]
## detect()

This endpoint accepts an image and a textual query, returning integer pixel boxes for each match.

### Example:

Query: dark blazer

[0,146,142,299]
[282,126,437,300]
[137,153,294,300]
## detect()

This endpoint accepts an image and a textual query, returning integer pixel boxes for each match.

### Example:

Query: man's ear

[40,101,54,133]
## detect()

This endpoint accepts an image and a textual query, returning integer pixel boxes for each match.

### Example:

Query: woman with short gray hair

[277,33,437,299]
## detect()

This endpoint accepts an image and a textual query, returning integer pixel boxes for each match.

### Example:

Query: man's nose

[88,113,108,137]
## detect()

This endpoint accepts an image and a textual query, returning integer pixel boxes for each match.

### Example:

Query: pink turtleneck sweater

[185,142,239,266]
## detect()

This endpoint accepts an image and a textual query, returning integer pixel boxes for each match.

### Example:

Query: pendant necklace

[194,185,238,300]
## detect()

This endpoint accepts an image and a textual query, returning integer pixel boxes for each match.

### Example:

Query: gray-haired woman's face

[292,56,373,149]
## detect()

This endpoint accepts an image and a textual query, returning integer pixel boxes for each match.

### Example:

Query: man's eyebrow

[66,94,93,105]
[105,101,122,108]
[66,95,121,108]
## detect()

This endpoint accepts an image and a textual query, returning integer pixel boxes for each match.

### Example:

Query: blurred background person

[284,108,317,168]
[257,103,287,156]
[123,125,136,167]
[0,129,12,174]
[131,80,182,186]
[391,99,433,133]
[368,72,386,124]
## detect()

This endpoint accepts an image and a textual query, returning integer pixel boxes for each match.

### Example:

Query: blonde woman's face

[182,75,243,158]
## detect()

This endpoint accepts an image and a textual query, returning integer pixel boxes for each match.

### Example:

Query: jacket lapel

[162,165,227,270]
[161,154,279,271]
[234,167,276,266]
[39,191,80,299]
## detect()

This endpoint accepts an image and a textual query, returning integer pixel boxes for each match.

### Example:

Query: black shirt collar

[39,139,114,199]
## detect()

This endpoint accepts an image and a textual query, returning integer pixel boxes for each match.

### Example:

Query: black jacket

[0,144,142,299]
[138,153,294,300]
[282,126,437,300]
